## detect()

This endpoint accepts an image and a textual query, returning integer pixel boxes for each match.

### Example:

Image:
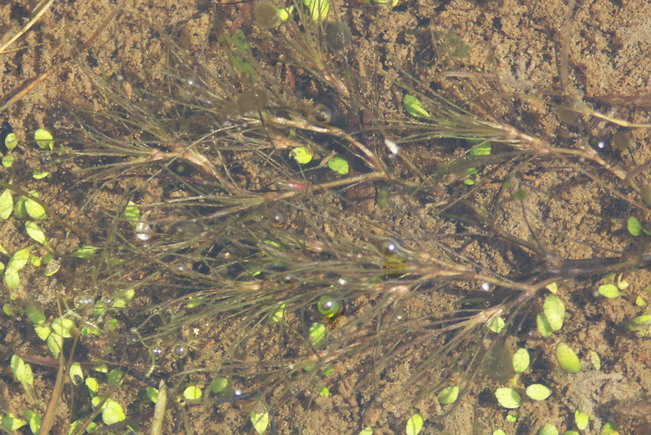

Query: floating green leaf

[328,156,349,175]
[26,304,45,325]
[525,384,552,401]
[5,132,18,150]
[494,387,522,409]
[183,385,202,401]
[91,397,126,425]
[598,284,622,299]
[403,94,431,118]
[211,377,228,394]
[486,316,505,333]
[317,295,341,317]
[437,385,459,405]
[107,369,125,387]
[537,424,558,435]
[556,342,581,373]
[536,313,553,338]
[543,295,565,331]
[0,189,13,220]
[405,413,423,435]
[24,195,46,220]
[2,154,14,168]
[2,412,27,431]
[34,128,54,150]
[303,0,330,22]
[271,303,286,323]
[627,216,642,236]
[512,348,530,373]
[309,322,326,347]
[69,362,84,386]
[46,332,63,359]
[11,354,34,387]
[359,428,373,435]
[32,170,50,179]
[85,377,99,397]
[25,221,47,246]
[124,201,140,223]
[575,410,589,430]
[290,146,314,164]
[250,402,269,434]
[24,409,41,434]
[51,317,75,338]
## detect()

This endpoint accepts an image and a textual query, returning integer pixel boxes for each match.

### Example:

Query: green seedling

[486,316,505,333]
[69,362,84,386]
[525,384,552,401]
[437,385,459,405]
[406,413,423,435]
[270,303,286,322]
[210,377,228,394]
[626,313,651,337]
[598,284,623,299]
[556,342,581,373]
[24,410,40,434]
[359,428,373,435]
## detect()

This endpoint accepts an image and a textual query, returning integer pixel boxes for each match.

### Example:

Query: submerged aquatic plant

[1,0,650,433]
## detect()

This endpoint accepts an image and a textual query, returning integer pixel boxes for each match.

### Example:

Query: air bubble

[480,282,494,292]
[74,295,95,310]
[172,342,188,358]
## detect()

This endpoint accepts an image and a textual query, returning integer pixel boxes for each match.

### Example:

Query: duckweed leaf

[5,132,18,150]
[69,362,84,386]
[405,413,423,435]
[290,146,314,164]
[598,284,622,299]
[93,397,126,425]
[328,156,349,175]
[575,410,589,430]
[512,348,530,373]
[536,313,553,338]
[24,196,46,220]
[525,384,552,401]
[437,385,459,405]
[2,413,27,431]
[627,216,642,236]
[26,304,45,324]
[494,387,521,409]
[34,128,54,150]
[537,424,558,435]
[543,295,565,331]
[183,385,202,401]
[309,322,326,347]
[51,317,74,338]
[25,221,47,246]
[556,342,581,373]
[0,189,12,220]
[46,332,63,359]
[210,377,228,394]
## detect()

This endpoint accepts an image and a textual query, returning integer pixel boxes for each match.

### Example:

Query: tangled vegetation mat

[1,0,650,433]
